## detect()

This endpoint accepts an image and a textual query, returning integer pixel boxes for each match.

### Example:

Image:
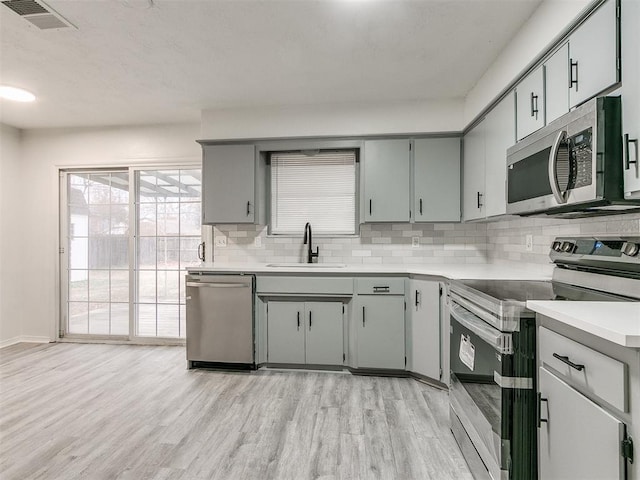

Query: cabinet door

[538,367,625,480]
[413,138,461,222]
[484,92,515,218]
[462,122,486,221]
[622,0,640,198]
[267,301,305,364]
[305,302,344,365]
[356,296,405,369]
[516,66,545,140]
[363,139,411,222]
[569,0,619,108]
[202,144,256,224]
[408,280,440,380]
[545,43,570,125]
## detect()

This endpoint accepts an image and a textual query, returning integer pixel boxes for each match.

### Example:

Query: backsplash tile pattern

[486,212,640,267]
[213,223,489,264]
[212,213,640,270]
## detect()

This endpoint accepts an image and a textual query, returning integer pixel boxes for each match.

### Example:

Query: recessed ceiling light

[0,86,36,102]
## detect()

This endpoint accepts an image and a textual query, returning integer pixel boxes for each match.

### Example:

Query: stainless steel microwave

[506,96,640,218]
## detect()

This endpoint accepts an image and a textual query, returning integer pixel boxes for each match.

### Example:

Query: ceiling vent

[1,0,75,29]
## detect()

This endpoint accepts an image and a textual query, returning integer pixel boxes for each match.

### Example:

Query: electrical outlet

[254,236,262,248]
[525,234,533,252]
[215,235,227,247]
[412,236,420,248]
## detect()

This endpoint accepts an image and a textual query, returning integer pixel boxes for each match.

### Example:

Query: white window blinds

[270,151,357,235]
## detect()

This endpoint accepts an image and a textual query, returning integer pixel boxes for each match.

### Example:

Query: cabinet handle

[246,201,251,216]
[373,286,390,293]
[625,134,638,170]
[369,199,372,216]
[309,311,312,331]
[362,306,365,327]
[569,59,578,89]
[415,289,420,307]
[419,198,423,215]
[476,192,483,209]
[537,393,548,427]
[197,242,205,261]
[530,92,539,117]
[297,311,300,331]
[552,353,585,371]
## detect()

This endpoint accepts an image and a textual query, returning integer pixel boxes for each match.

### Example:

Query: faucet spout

[303,222,319,263]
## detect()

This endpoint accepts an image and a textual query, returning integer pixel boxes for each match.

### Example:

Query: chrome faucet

[303,222,319,263]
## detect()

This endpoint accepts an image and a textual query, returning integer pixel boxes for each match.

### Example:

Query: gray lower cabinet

[362,139,411,222]
[538,367,626,480]
[407,279,440,380]
[266,301,343,365]
[356,295,405,369]
[202,144,259,224]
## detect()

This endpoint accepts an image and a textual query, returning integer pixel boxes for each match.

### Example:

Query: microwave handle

[548,130,568,204]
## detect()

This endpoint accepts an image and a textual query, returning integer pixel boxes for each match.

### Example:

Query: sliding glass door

[60,166,201,341]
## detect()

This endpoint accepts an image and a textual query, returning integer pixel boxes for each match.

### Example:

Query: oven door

[449,302,537,480]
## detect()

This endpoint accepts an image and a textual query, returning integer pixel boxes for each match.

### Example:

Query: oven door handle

[548,130,569,204]
[450,303,513,354]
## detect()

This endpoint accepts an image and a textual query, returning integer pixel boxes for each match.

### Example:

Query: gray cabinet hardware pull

[552,353,584,371]
[625,134,638,170]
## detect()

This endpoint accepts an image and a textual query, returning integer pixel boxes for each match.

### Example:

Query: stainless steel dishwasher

[185,274,255,369]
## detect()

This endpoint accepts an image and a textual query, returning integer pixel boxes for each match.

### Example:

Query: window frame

[266,148,360,237]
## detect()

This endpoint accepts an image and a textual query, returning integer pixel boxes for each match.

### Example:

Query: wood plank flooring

[0,343,472,480]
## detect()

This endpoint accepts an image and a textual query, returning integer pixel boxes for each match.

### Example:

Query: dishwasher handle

[186,282,250,288]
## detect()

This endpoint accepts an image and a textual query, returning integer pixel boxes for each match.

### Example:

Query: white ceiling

[0,0,542,130]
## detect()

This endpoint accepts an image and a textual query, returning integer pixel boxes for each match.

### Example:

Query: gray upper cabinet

[362,139,411,222]
[462,120,486,221]
[413,138,461,222]
[544,43,570,125]
[516,66,545,141]
[622,0,640,198]
[484,92,516,218]
[568,0,620,108]
[202,144,260,224]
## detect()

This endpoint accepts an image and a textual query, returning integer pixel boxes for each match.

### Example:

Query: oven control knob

[622,242,639,257]
[552,241,563,252]
[561,241,576,253]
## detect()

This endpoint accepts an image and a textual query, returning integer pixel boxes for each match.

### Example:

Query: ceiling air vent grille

[1,0,75,29]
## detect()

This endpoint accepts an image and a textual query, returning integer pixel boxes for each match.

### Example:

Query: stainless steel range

[448,236,640,480]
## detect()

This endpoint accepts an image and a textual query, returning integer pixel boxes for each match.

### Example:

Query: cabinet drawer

[355,277,405,295]
[539,327,627,411]
[256,276,353,295]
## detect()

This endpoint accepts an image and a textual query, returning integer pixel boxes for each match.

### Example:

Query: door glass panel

[135,169,201,338]
[65,172,130,336]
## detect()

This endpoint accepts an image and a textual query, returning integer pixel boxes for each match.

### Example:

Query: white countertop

[527,301,640,348]
[188,262,552,281]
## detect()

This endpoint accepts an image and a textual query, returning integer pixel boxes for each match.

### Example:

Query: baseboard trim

[0,336,52,349]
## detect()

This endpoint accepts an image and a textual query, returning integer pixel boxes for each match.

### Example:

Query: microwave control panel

[569,128,593,188]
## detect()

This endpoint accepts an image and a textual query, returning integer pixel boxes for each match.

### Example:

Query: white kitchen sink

[266,263,346,268]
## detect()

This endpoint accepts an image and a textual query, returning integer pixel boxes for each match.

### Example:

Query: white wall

[0,124,25,345]
[201,99,464,139]
[464,0,592,124]
[14,123,201,341]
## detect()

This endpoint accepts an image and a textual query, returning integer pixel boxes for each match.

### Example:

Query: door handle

[476,191,483,209]
[419,198,423,215]
[548,130,569,204]
[552,353,585,371]
[625,134,638,170]
[297,311,300,331]
[197,242,205,261]
[569,59,578,89]
[362,306,365,327]
[530,92,539,117]
[246,201,251,216]
[369,199,372,216]
[415,289,420,307]
[309,311,312,331]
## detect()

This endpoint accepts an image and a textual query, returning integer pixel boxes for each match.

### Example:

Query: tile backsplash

[212,213,640,268]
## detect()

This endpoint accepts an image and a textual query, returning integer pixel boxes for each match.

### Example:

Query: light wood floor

[0,343,472,480]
